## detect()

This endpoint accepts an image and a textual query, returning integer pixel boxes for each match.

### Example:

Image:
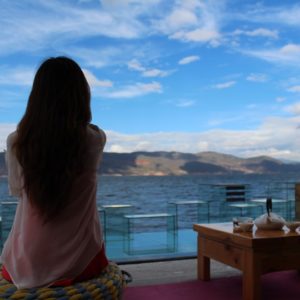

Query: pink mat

[123,271,300,300]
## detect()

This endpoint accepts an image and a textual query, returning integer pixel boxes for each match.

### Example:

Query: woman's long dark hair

[14,56,91,222]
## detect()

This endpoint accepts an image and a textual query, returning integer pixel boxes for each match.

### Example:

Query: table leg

[197,235,210,280]
[243,251,261,300]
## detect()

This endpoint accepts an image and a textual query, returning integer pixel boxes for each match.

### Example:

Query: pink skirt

[2,245,109,287]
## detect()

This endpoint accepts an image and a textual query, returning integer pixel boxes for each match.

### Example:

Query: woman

[1,57,108,288]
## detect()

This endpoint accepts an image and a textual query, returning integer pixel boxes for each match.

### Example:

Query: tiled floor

[121,258,241,286]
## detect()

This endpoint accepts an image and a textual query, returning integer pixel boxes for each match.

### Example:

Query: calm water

[1,173,299,215]
[98,174,299,212]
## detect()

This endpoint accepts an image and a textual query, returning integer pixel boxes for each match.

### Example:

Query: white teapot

[254,212,286,230]
[254,197,286,230]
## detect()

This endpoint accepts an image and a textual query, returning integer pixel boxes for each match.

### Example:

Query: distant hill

[100,151,300,176]
[1,151,300,176]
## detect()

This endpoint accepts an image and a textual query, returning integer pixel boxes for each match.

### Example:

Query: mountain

[101,151,300,176]
[1,151,300,176]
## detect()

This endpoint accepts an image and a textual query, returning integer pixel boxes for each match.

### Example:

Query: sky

[1,0,300,161]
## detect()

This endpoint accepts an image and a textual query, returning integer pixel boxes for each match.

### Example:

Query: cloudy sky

[1,0,300,161]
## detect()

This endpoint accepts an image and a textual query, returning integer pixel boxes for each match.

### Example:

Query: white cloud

[233,28,278,39]
[281,44,300,56]
[154,0,223,45]
[155,7,198,34]
[175,100,196,107]
[127,59,171,78]
[103,116,300,161]
[287,85,300,93]
[171,28,220,43]
[142,69,170,78]
[103,81,162,98]
[213,81,236,89]
[276,97,286,103]
[246,104,257,109]
[178,55,200,65]
[0,0,224,57]
[275,6,300,26]
[242,4,300,27]
[243,44,300,66]
[0,66,35,86]
[246,73,268,82]
[67,46,127,69]
[207,115,243,127]
[284,102,300,115]
[0,0,223,69]
[83,69,113,88]
[100,0,160,13]
[128,59,145,72]
[0,0,148,56]
[0,65,114,89]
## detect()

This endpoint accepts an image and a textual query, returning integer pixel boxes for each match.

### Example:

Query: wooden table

[193,223,300,300]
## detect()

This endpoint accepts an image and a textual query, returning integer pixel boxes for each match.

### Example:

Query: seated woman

[1,56,108,289]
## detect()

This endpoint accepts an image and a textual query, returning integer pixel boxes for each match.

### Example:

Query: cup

[285,221,300,232]
[239,222,254,232]
[233,217,253,232]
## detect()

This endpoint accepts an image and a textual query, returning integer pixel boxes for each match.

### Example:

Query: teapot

[254,197,286,230]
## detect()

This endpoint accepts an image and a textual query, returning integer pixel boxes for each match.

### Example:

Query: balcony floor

[120,258,241,286]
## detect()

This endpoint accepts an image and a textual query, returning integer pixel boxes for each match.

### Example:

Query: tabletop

[193,222,300,249]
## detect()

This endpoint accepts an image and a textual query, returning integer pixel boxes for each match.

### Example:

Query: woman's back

[2,125,106,288]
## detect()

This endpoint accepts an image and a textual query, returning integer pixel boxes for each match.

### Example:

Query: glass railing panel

[0,176,298,261]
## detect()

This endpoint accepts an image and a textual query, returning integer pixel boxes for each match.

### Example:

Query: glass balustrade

[0,182,297,262]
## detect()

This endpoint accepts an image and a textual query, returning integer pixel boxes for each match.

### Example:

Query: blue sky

[1,0,300,161]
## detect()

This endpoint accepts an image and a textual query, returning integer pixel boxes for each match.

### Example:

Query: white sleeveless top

[1,126,106,289]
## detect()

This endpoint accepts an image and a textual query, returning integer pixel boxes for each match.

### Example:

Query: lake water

[1,174,299,222]
[98,173,299,206]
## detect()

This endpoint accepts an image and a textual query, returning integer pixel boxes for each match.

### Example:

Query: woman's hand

[88,124,100,132]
